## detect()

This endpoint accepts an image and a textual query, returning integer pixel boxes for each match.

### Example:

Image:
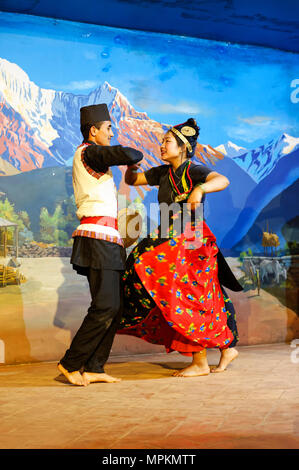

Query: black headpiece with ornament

[170,118,200,157]
[80,103,111,127]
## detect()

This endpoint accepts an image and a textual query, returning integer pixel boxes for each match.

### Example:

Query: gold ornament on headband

[171,127,192,153]
[181,126,196,137]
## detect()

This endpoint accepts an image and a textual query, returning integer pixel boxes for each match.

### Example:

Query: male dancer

[58,103,143,386]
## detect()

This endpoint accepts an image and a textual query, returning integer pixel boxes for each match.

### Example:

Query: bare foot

[211,347,239,373]
[173,364,210,377]
[82,372,121,383]
[57,363,89,386]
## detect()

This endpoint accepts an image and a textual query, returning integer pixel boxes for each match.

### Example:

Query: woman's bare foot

[173,350,210,377]
[173,364,210,377]
[57,363,89,386]
[211,347,239,373]
[82,372,121,383]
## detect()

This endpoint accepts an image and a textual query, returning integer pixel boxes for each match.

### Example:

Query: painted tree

[39,204,69,246]
[61,195,78,239]
[0,198,32,244]
[0,198,26,230]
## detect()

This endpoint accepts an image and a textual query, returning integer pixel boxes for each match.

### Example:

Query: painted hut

[0,217,19,258]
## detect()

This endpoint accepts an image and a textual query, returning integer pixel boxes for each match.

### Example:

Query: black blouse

[144,160,212,205]
[144,160,213,238]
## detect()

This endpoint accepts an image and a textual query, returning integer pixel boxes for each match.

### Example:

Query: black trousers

[60,268,123,373]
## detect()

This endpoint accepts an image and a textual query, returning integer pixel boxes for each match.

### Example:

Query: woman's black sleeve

[83,145,143,173]
[190,164,214,184]
[144,165,168,186]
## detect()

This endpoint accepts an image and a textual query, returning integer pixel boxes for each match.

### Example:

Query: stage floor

[0,343,298,449]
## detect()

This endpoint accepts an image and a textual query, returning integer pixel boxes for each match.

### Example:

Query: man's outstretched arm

[83,145,143,173]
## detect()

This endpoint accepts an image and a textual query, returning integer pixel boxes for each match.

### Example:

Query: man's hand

[127,162,142,171]
[125,163,148,186]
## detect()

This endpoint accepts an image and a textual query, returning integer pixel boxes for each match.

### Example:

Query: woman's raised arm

[203,171,230,192]
[187,171,230,210]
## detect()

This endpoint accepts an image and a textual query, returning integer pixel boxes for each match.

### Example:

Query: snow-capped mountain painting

[231,133,299,183]
[214,133,299,248]
[0,55,298,252]
[215,141,248,158]
[0,58,224,175]
[0,11,298,257]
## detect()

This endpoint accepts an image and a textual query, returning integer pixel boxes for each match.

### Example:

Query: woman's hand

[187,186,205,211]
[187,171,230,209]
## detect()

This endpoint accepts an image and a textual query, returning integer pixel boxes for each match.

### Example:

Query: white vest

[72,143,123,245]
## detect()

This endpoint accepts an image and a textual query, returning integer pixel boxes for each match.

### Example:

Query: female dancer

[118,118,242,377]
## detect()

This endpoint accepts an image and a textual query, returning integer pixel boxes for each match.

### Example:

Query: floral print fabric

[118,220,238,355]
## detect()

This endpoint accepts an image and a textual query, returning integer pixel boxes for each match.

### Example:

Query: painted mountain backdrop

[0,57,298,252]
[0,58,223,173]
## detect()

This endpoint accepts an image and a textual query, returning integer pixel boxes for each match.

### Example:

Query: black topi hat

[170,118,200,157]
[80,103,111,127]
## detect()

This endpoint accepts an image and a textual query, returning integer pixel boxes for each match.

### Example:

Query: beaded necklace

[168,160,193,202]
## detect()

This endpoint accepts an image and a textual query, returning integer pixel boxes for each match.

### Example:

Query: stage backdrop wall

[0,12,298,365]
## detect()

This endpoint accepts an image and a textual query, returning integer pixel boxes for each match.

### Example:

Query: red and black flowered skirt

[118,221,238,356]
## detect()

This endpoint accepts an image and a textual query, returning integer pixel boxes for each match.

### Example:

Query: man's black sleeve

[83,145,143,173]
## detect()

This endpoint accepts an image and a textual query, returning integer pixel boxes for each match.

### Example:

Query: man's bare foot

[82,372,121,383]
[57,363,89,386]
[211,347,239,373]
[173,364,210,377]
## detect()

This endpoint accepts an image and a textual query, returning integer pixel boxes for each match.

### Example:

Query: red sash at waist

[80,216,118,230]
